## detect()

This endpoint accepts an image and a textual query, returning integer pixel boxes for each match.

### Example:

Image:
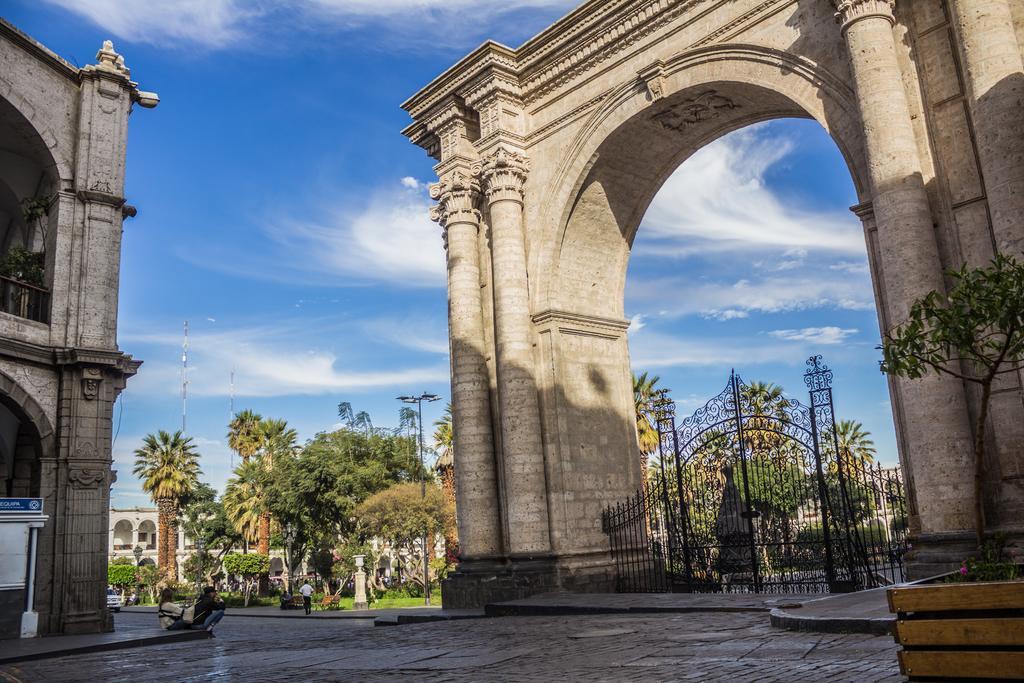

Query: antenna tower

[181,320,189,433]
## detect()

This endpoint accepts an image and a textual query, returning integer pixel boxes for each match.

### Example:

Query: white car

[106,588,122,612]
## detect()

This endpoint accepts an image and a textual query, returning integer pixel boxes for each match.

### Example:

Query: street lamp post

[195,538,206,595]
[397,392,440,606]
[283,523,296,595]
[133,545,143,600]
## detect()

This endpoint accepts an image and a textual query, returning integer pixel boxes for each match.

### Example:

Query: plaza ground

[0,610,901,682]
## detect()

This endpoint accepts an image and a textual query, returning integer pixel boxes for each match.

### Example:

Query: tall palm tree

[253,418,298,555]
[133,430,201,581]
[228,409,263,463]
[741,381,788,458]
[433,404,458,550]
[835,420,877,471]
[633,372,665,480]
[223,459,265,546]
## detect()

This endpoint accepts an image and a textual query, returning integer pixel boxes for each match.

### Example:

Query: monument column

[475,147,551,557]
[429,170,504,561]
[835,0,977,569]
[949,0,1024,257]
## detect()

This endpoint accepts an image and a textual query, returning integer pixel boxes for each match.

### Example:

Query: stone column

[475,147,551,557]
[429,170,503,561]
[949,0,1024,257]
[835,0,977,565]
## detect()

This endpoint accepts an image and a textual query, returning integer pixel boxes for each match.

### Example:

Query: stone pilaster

[429,169,504,561]
[948,0,1024,258]
[474,146,551,557]
[835,0,978,569]
[70,42,135,351]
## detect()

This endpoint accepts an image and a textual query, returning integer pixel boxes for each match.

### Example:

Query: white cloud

[43,0,577,48]
[627,274,875,320]
[122,320,449,398]
[629,330,796,369]
[400,177,421,190]
[186,181,446,289]
[768,327,859,345]
[628,314,647,334]
[636,127,864,258]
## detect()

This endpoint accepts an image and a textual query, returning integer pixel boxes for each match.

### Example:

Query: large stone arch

[405,0,1024,607]
[536,44,869,318]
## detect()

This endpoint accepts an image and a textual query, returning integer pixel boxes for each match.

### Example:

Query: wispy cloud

[637,126,863,258]
[768,327,859,345]
[627,274,874,320]
[629,330,798,369]
[43,0,577,49]
[183,180,445,289]
[122,318,449,399]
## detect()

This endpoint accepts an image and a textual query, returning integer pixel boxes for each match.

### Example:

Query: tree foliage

[355,482,453,546]
[881,254,1024,547]
[223,553,270,606]
[107,563,137,590]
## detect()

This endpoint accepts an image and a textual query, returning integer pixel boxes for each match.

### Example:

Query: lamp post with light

[397,392,440,606]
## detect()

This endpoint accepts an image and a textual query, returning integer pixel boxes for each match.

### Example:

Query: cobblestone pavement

[0,611,901,682]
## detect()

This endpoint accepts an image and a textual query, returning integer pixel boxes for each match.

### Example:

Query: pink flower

[959,566,968,575]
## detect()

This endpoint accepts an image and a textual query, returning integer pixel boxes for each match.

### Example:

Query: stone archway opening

[0,396,47,499]
[623,116,897,471]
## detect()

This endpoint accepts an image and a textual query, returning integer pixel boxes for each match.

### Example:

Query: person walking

[299,581,314,615]
[192,586,226,633]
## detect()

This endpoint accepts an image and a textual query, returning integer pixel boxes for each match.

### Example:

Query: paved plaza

[0,610,901,682]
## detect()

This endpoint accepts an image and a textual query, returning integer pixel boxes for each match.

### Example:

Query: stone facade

[403,0,1024,606]
[0,20,154,635]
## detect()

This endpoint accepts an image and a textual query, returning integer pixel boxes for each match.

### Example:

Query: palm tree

[253,418,298,555]
[835,420,877,472]
[228,409,263,463]
[223,459,265,546]
[133,430,201,581]
[633,372,665,481]
[433,404,457,551]
[741,381,788,458]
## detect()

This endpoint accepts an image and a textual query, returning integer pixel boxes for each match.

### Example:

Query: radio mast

[181,320,189,433]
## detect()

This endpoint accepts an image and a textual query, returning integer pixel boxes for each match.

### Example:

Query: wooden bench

[315,594,340,611]
[888,581,1024,680]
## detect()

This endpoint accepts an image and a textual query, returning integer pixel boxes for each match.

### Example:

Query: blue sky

[5,0,897,508]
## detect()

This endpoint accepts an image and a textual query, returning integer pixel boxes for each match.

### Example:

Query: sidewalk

[769,587,895,635]
[485,591,799,617]
[0,621,209,665]
[122,604,472,621]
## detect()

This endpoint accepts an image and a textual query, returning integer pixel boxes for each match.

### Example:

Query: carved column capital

[429,169,482,234]
[473,146,529,204]
[833,0,895,30]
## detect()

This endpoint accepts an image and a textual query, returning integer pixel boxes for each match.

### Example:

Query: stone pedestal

[353,555,368,611]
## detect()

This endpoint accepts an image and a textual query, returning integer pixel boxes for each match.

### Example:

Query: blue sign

[0,498,43,513]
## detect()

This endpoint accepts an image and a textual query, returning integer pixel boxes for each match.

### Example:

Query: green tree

[881,254,1024,548]
[136,563,164,604]
[633,372,667,478]
[253,418,299,556]
[223,459,266,545]
[834,420,877,472]
[354,483,453,588]
[227,409,263,463]
[133,430,201,581]
[432,403,453,466]
[180,483,242,572]
[223,553,270,606]
[107,564,136,596]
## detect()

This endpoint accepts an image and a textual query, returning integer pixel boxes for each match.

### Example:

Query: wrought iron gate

[603,356,908,594]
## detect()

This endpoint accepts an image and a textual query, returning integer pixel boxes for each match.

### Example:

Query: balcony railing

[0,275,49,324]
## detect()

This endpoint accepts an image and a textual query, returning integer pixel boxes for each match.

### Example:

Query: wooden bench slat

[899,650,1024,680]
[889,582,1024,613]
[897,618,1024,647]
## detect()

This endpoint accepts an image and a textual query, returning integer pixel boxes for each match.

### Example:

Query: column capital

[429,169,481,232]
[832,0,895,31]
[473,146,529,204]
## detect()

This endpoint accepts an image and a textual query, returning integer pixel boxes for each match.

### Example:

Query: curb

[483,603,771,618]
[769,607,895,636]
[0,629,211,665]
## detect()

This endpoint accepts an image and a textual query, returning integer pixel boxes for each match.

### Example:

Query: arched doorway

[111,520,133,551]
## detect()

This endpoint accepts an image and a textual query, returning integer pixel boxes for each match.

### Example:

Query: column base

[441,554,615,609]
[904,531,978,579]
[20,610,38,638]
